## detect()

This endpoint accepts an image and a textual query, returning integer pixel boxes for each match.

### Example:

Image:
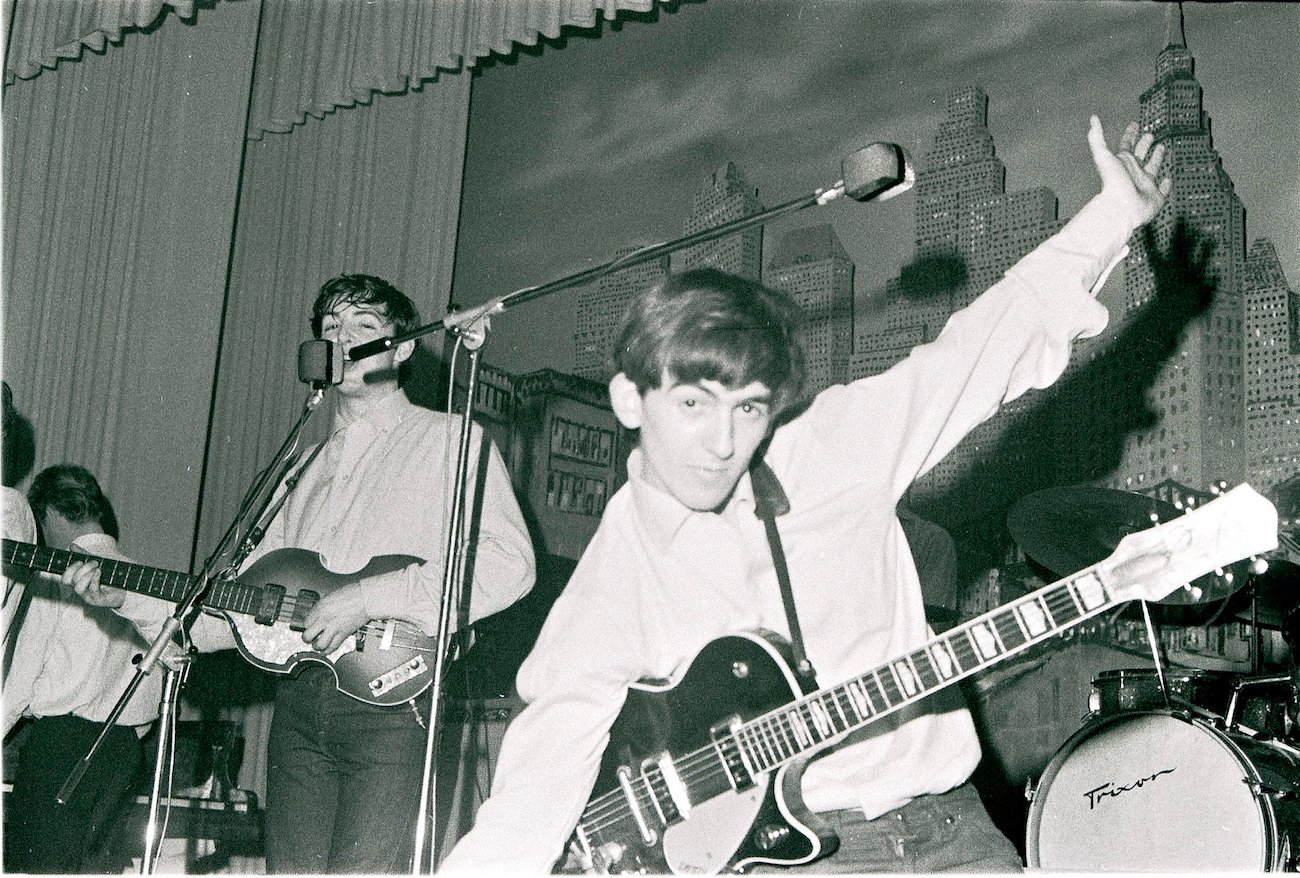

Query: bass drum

[1027,711,1300,871]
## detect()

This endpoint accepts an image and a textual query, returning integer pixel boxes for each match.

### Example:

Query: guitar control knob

[732,661,750,679]
[752,823,790,850]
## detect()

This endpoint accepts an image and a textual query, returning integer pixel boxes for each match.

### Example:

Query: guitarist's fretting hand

[63,559,125,609]
[63,559,193,672]
[300,581,372,654]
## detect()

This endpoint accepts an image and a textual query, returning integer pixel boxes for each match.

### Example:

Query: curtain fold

[3,0,198,84]
[1,0,262,572]
[193,76,473,574]
[7,0,657,136]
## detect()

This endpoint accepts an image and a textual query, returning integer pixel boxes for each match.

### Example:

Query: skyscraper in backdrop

[673,162,764,280]
[765,224,855,395]
[862,86,1063,514]
[572,246,670,383]
[1244,239,1300,492]
[1099,10,1248,493]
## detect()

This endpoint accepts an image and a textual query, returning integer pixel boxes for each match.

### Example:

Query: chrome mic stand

[412,321,490,872]
[55,386,326,873]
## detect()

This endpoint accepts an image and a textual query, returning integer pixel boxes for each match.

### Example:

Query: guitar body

[214,548,436,706]
[579,632,838,874]
[2,538,440,706]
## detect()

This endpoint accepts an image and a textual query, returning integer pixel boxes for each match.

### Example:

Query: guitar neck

[1,539,258,614]
[730,562,1116,774]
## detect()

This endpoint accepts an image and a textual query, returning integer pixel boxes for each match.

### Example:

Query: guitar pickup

[289,590,319,631]
[710,716,754,791]
[254,584,285,626]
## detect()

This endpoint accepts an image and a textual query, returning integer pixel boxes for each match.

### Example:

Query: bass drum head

[1027,712,1272,871]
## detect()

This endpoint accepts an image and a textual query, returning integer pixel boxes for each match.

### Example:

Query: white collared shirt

[3,533,168,735]
[444,182,1134,873]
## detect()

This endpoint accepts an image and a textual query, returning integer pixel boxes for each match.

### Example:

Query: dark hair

[2,381,36,488]
[311,274,421,384]
[613,268,806,417]
[311,274,420,339]
[28,464,120,540]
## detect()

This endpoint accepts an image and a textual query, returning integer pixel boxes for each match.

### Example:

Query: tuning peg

[1182,583,1204,600]
[1251,555,1270,576]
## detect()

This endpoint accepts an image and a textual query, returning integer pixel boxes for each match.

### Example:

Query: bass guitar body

[216,548,434,706]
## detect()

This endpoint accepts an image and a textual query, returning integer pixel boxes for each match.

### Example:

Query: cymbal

[1007,485,1243,606]
[1230,558,1300,628]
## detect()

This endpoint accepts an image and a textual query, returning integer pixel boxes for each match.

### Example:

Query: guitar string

[577,585,1086,837]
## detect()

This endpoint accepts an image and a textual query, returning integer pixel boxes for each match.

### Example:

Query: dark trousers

[4,714,144,874]
[265,666,432,873]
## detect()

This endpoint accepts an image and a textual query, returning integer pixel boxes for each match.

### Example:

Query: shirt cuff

[362,565,438,634]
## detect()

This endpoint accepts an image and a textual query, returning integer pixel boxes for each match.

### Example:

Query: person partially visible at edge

[67,273,537,873]
[440,116,1170,873]
[4,465,172,873]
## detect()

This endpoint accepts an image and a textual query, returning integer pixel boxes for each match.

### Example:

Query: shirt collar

[335,388,412,433]
[627,447,758,551]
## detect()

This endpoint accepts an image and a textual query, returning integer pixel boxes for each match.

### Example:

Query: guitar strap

[750,460,817,683]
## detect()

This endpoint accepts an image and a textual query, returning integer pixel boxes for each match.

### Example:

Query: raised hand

[1087,115,1172,227]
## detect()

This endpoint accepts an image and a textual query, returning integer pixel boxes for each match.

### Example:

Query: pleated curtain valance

[4,0,657,138]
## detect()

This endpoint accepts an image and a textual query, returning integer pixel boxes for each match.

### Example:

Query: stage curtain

[190,75,473,574]
[1,0,262,572]
[245,0,655,137]
[3,0,199,84]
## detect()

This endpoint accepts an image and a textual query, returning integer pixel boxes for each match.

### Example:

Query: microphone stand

[412,322,489,872]
[56,387,327,873]
[343,146,915,873]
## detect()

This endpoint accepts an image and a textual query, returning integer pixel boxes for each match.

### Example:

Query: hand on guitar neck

[62,554,375,655]
[4,541,438,706]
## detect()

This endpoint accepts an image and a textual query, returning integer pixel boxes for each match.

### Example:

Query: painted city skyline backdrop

[451,0,1298,377]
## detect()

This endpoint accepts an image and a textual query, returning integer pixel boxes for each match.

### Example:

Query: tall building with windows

[890,87,1062,505]
[572,246,670,383]
[1103,11,1247,493]
[674,162,764,280]
[1244,238,1300,492]
[765,224,854,394]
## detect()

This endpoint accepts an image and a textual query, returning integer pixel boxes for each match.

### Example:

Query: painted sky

[451,0,1299,376]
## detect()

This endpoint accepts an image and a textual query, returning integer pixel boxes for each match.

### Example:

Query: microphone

[298,339,344,387]
[348,141,916,362]
[841,142,915,203]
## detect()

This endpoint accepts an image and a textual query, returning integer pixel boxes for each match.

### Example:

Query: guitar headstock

[1102,483,1278,605]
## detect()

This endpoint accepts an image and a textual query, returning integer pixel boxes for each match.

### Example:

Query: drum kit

[1008,485,1300,872]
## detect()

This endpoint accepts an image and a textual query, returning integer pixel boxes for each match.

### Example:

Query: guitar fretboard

[725,567,1111,775]
[2,539,265,617]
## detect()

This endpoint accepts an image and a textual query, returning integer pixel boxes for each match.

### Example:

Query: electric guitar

[566,483,1278,874]
[1,541,436,706]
